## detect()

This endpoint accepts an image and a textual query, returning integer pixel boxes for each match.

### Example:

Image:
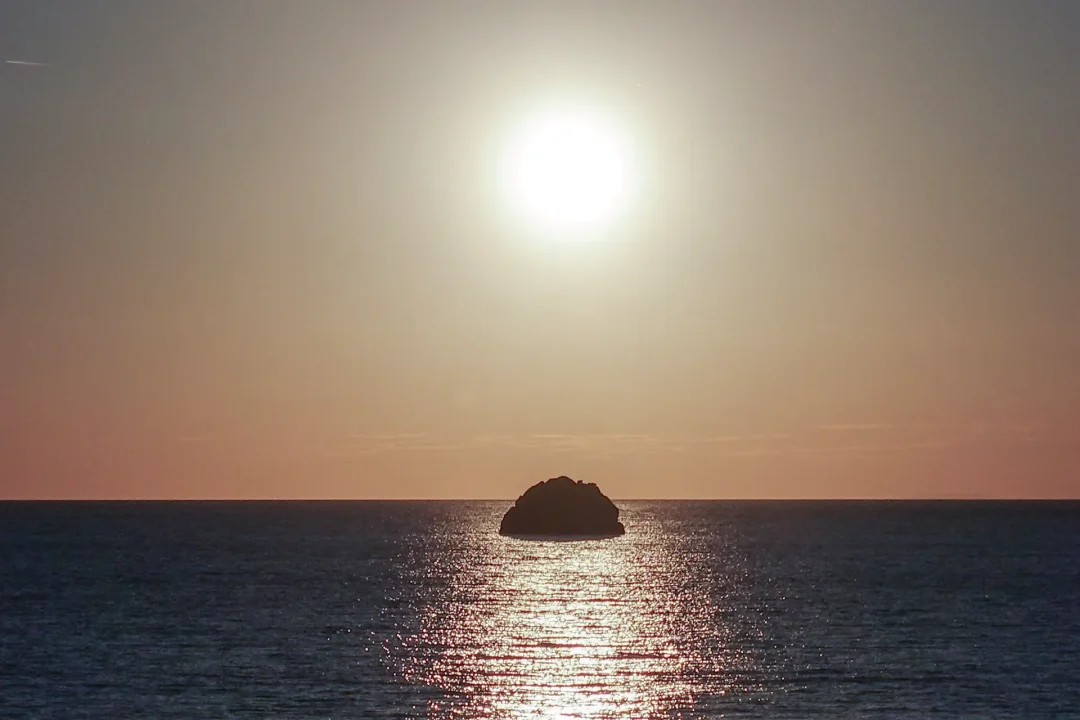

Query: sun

[501,106,633,237]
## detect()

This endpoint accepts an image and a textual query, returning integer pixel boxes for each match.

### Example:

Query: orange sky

[1,1,1078,498]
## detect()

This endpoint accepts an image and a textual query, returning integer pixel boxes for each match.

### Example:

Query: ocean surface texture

[2,501,1078,719]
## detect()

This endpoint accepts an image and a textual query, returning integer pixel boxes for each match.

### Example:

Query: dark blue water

[2,501,1078,718]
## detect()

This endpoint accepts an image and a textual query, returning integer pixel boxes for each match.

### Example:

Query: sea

[2,501,1078,719]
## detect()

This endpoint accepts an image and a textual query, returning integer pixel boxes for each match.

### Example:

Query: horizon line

[2,496,1077,502]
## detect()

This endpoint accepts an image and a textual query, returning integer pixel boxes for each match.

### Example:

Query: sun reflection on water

[392,505,755,719]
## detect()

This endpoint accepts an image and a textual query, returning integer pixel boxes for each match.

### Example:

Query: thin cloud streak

[478,434,680,455]
[817,424,894,432]
[305,424,1065,460]
[313,433,461,457]
[725,441,964,458]
[5,59,53,67]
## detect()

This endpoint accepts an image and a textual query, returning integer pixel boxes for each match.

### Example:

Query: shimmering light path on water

[394,510,742,717]
[2,501,1079,718]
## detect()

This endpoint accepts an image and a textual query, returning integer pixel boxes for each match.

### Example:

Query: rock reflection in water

[393,505,761,719]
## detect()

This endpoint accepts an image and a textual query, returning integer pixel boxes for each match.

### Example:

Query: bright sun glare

[502,106,633,237]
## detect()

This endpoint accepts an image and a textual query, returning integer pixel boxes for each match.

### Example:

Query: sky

[1,0,1078,499]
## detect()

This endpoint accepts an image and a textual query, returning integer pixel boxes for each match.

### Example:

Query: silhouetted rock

[499,476,625,538]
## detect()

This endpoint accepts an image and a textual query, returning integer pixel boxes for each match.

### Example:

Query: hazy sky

[2,1,1078,499]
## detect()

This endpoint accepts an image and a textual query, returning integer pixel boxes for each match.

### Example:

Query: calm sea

[2,501,1078,719]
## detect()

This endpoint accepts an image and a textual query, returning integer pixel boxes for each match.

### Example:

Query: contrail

[5,60,53,67]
